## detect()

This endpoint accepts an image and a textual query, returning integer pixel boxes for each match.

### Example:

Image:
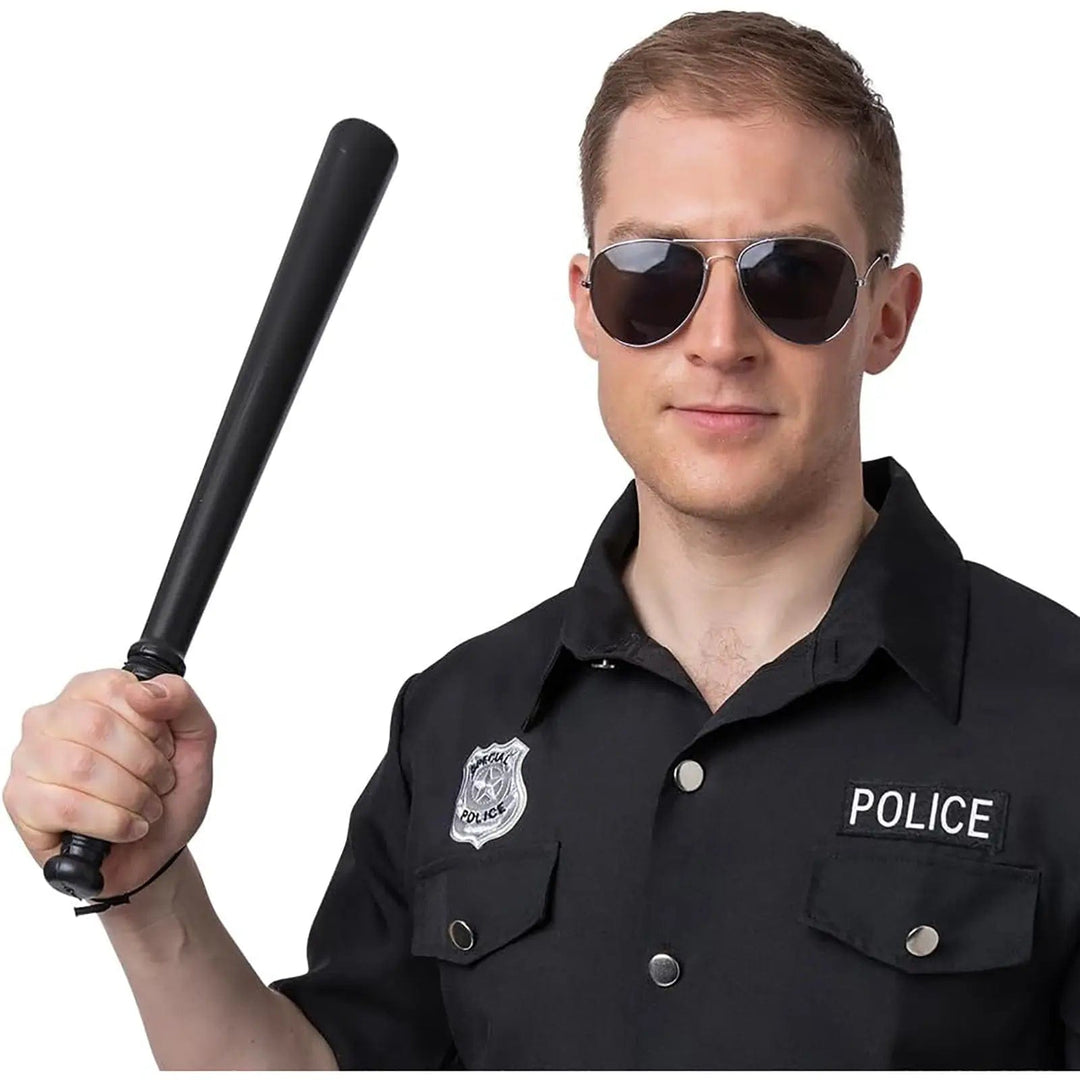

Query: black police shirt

[268,455,1080,1069]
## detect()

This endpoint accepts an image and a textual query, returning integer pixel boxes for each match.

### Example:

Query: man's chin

[634,465,788,524]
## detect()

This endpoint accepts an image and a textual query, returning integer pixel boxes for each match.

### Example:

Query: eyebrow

[602,218,845,248]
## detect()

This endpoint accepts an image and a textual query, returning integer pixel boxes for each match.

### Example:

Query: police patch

[838,779,1010,852]
[450,737,531,849]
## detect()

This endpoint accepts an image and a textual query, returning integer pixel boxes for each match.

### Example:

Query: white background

[2,0,1077,1074]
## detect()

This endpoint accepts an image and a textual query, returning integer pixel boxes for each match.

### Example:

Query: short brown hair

[579,10,903,274]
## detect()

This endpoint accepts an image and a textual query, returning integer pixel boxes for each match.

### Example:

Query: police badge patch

[450,737,531,849]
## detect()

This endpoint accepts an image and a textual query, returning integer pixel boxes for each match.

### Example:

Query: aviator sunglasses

[582,235,891,347]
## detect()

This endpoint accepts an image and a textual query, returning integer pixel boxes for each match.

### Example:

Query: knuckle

[67,744,97,783]
[83,706,113,745]
[21,705,39,736]
[54,789,81,828]
[63,668,132,708]
[1,774,19,817]
[22,704,51,740]
[9,738,28,777]
[105,669,137,694]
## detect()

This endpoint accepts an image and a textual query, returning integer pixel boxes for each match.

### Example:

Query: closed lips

[677,404,775,413]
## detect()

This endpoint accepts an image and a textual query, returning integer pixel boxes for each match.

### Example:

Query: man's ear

[569,254,600,361]
[864,262,923,376]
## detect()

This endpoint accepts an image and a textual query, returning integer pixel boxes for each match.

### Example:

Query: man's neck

[621,466,878,672]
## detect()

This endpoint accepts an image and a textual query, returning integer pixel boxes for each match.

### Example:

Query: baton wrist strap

[74,846,187,916]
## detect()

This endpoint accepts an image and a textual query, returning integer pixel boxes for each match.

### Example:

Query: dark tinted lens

[589,240,704,346]
[739,238,857,345]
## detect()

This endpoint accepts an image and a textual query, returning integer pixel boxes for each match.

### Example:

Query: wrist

[96,846,194,935]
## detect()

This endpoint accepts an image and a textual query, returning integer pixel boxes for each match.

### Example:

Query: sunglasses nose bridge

[699,251,741,291]
[694,251,745,311]
[702,252,738,270]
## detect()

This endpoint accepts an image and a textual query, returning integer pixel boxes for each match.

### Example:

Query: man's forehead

[597,105,860,253]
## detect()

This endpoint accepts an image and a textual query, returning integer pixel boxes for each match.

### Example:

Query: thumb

[122,673,216,742]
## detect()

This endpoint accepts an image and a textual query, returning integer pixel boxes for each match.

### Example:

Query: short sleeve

[268,673,459,1069]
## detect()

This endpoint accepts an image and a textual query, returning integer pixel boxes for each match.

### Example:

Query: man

[10,10,1080,1071]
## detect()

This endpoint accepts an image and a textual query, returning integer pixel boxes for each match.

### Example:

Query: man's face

[569,98,919,525]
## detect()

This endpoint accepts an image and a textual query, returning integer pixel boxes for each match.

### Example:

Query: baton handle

[43,639,187,898]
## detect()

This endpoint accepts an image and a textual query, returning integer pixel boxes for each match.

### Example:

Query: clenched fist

[4,668,216,899]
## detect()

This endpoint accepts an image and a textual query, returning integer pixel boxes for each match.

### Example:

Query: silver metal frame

[581,236,891,348]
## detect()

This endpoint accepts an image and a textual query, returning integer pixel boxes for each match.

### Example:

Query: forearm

[99,847,336,1070]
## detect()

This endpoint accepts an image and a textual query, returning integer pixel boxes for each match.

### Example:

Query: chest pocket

[798,849,1040,974]
[410,840,559,966]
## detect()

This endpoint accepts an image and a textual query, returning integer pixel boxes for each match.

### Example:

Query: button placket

[644,761,703,995]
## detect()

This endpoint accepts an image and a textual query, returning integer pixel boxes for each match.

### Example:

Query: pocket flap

[411,840,559,966]
[798,850,1039,974]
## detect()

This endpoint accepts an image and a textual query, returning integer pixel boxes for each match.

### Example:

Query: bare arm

[99,846,338,1070]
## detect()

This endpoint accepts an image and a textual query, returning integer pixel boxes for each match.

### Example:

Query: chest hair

[676,624,761,714]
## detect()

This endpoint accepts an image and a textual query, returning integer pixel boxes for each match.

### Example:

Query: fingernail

[142,681,167,699]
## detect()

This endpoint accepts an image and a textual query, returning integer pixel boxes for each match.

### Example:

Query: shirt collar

[522,456,969,731]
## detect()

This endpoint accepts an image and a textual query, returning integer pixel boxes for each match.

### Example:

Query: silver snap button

[648,952,680,987]
[590,658,616,669]
[448,919,474,951]
[905,924,939,957]
[673,759,704,792]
